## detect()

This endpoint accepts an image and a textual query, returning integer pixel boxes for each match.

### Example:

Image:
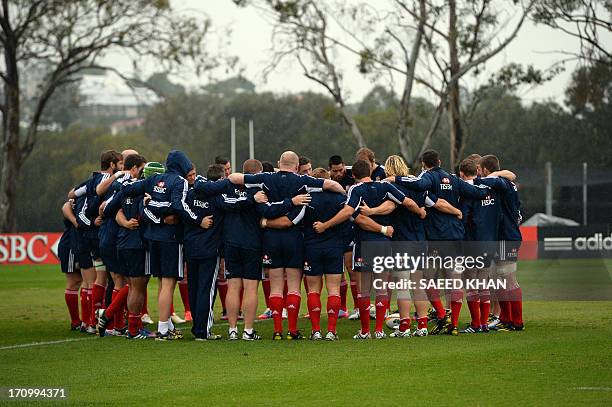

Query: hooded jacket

[119,150,195,243]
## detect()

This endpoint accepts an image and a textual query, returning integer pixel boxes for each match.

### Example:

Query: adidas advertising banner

[0,233,63,265]
[538,225,612,259]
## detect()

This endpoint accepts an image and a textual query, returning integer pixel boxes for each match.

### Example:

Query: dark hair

[243,159,263,174]
[215,156,229,165]
[299,156,311,167]
[421,150,440,169]
[459,159,477,177]
[328,155,343,168]
[123,154,147,170]
[352,160,372,179]
[479,155,500,173]
[261,161,275,173]
[207,164,225,181]
[100,150,123,170]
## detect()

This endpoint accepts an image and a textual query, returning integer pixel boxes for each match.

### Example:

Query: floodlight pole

[231,117,236,172]
[545,161,552,216]
[583,162,587,225]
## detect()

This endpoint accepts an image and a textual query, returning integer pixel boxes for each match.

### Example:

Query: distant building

[110,117,146,135]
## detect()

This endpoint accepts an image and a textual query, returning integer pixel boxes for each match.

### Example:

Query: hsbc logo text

[0,233,62,265]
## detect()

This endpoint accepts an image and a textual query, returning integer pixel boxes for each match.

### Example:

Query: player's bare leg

[157,277,178,338]
[226,278,242,339]
[241,279,260,340]
[411,270,430,336]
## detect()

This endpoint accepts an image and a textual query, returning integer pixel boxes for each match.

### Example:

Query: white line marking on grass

[0,337,94,351]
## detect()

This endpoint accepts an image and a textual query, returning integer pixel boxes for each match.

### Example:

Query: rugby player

[312,160,424,339]
[68,150,124,332]
[356,147,386,181]
[59,199,82,330]
[329,155,358,319]
[474,155,524,331]
[228,151,345,340]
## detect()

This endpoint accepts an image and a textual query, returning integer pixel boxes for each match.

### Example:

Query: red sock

[399,317,411,332]
[106,285,129,317]
[269,294,284,333]
[340,279,348,312]
[128,313,140,336]
[108,288,118,330]
[286,292,301,334]
[358,296,371,334]
[509,287,523,326]
[262,278,271,308]
[142,290,149,315]
[375,295,389,332]
[350,281,359,309]
[65,289,80,326]
[217,280,228,310]
[327,294,341,333]
[426,287,446,319]
[178,281,190,313]
[466,291,480,328]
[283,280,288,308]
[80,288,89,326]
[91,283,106,324]
[417,316,428,329]
[499,300,512,324]
[450,289,463,327]
[307,292,321,332]
[303,278,309,294]
[479,290,491,327]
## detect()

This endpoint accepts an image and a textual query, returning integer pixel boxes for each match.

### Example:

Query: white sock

[244,328,253,334]
[229,327,237,333]
[167,318,175,331]
[158,320,169,335]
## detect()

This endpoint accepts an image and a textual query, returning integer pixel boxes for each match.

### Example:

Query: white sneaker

[282,308,288,319]
[228,330,239,341]
[325,331,339,341]
[348,308,360,320]
[488,316,501,329]
[390,329,411,338]
[369,303,376,320]
[374,330,387,339]
[352,330,371,340]
[141,313,154,325]
[413,327,428,337]
[310,330,323,340]
[171,313,186,324]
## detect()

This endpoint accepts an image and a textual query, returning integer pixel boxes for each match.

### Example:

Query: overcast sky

[107,1,592,107]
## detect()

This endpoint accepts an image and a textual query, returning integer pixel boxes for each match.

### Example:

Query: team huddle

[58,146,524,341]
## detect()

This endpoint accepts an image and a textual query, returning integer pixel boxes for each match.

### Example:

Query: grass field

[0,260,611,406]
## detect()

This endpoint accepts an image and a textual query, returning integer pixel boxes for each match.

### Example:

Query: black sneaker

[445,325,459,336]
[511,323,524,331]
[430,311,450,335]
[70,322,82,331]
[286,330,304,340]
[96,309,109,337]
[242,330,262,341]
[272,331,283,340]
[493,321,512,332]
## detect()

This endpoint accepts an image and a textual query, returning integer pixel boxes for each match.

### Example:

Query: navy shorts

[59,238,79,274]
[147,240,184,280]
[224,244,263,280]
[262,229,303,269]
[463,241,496,267]
[118,249,147,278]
[303,246,344,276]
[76,230,100,269]
[495,240,521,263]
[352,240,393,272]
[99,246,119,274]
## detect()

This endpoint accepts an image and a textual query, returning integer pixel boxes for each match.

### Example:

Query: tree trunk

[447,0,463,171]
[340,106,366,147]
[0,37,21,232]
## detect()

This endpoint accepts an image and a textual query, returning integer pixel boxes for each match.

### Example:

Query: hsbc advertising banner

[0,233,62,265]
[538,225,612,259]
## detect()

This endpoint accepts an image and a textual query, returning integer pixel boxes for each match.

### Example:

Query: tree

[234,0,367,147]
[0,0,219,231]
[533,0,612,65]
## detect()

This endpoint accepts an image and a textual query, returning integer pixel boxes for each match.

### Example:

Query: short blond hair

[384,155,409,177]
[311,167,330,179]
[355,147,375,164]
